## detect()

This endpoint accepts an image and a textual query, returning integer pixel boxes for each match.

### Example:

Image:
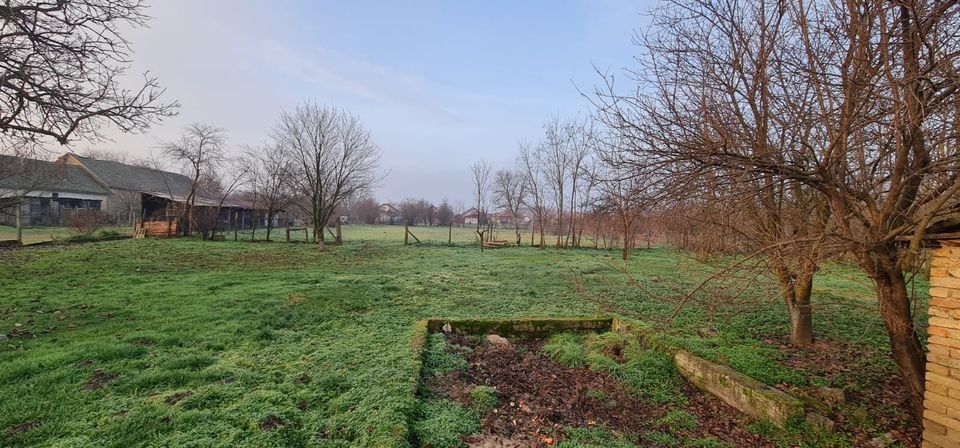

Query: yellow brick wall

[924,244,960,448]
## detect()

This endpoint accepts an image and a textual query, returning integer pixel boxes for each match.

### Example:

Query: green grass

[544,332,688,405]
[467,386,497,413]
[0,225,132,244]
[0,225,928,447]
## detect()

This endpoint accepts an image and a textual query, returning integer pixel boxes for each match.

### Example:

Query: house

[59,153,193,224]
[377,203,401,225]
[0,155,110,226]
[60,153,271,230]
[491,210,530,227]
[461,207,484,226]
[492,210,515,227]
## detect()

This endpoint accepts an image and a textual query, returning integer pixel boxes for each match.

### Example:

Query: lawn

[0,226,133,245]
[235,224,552,246]
[0,225,927,447]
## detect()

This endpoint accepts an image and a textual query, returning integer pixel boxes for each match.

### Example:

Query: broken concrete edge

[674,350,804,427]
[613,316,806,428]
[409,320,430,395]
[424,317,613,336]
[409,315,808,429]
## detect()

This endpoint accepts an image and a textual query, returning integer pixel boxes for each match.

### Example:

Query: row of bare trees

[470,116,656,257]
[589,0,960,418]
[132,103,381,243]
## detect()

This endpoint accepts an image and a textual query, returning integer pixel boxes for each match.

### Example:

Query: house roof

[143,191,260,210]
[65,153,193,195]
[0,155,110,196]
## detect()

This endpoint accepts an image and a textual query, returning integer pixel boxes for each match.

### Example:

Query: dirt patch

[428,334,772,447]
[165,391,192,405]
[83,369,117,391]
[294,372,310,384]
[770,336,921,447]
[4,421,41,437]
[260,415,284,431]
[73,359,95,369]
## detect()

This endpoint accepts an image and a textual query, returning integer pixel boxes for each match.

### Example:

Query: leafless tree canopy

[274,101,381,248]
[0,0,177,149]
[470,160,492,248]
[593,0,960,417]
[242,143,291,240]
[161,123,227,236]
[493,168,527,244]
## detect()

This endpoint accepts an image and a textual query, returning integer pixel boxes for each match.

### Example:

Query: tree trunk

[779,270,814,347]
[266,213,273,242]
[869,258,926,419]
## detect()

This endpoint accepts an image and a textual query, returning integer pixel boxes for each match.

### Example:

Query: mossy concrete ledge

[426,317,612,336]
[674,350,803,427]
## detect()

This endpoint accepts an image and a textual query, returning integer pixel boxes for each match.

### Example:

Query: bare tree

[275,101,381,249]
[493,169,527,245]
[0,1,177,149]
[399,198,433,226]
[437,199,455,227]
[192,162,248,240]
[540,118,571,247]
[161,123,227,236]
[565,119,593,247]
[594,0,960,416]
[470,160,492,250]
[243,143,291,241]
[518,141,549,248]
[355,197,380,225]
[594,146,654,261]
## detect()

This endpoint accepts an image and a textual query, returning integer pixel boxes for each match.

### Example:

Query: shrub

[68,209,111,236]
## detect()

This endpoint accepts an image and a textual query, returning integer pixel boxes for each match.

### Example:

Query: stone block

[674,350,802,427]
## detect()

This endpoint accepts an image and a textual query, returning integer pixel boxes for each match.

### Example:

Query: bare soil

[82,368,117,391]
[165,391,192,405]
[770,336,921,447]
[427,333,773,447]
[260,415,284,431]
[4,421,41,438]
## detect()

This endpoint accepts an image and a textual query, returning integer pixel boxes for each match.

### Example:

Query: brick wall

[924,242,960,447]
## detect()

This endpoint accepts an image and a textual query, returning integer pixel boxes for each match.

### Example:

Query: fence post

[15,204,22,245]
[335,219,342,245]
[404,225,409,245]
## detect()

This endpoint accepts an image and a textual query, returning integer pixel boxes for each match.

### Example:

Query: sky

[80,0,656,204]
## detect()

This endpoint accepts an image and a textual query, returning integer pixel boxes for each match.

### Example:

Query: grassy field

[0,226,133,245]
[236,224,554,246]
[0,225,927,447]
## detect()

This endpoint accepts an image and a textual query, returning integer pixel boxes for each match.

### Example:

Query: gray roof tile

[70,154,193,195]
[0,155,110,195]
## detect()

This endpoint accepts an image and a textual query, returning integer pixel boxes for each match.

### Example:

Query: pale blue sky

[90,0,656,203]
